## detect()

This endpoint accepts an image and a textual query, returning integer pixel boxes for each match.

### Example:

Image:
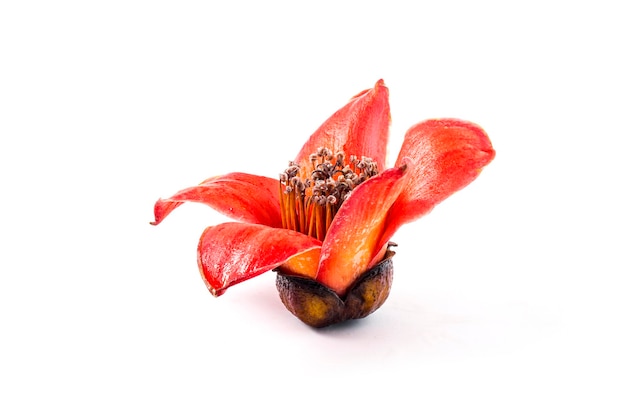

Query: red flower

[152,80,495,301]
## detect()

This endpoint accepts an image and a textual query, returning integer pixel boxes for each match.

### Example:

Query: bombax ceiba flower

[151,80,495,327]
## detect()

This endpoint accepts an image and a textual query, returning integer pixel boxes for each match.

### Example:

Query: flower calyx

[276,250,395,328]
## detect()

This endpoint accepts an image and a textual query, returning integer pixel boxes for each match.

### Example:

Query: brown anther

[286,164,300,178]
[335,151,345,167]
[316,147,328,163]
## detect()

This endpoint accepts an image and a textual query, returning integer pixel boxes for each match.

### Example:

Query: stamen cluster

[279,147,379,241]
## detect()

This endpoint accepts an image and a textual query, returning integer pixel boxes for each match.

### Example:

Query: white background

[1,1,624,415]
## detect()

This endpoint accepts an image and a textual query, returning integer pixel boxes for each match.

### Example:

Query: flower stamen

[279,148,378,241]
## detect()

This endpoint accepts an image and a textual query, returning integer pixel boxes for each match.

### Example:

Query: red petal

[380,119,495,244]
[278,248,321,278]
[293,80,390,179]
[316,166,408,296]
[197,223,322,296]
[151,172,282,228]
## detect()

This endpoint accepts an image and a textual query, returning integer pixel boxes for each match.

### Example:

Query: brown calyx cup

[275,251,394,328]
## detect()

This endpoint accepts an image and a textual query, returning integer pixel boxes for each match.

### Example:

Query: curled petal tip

[207,285,223,298]
[151,198,178,226]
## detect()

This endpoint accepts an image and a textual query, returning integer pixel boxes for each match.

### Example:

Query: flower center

[279,147,378,241]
